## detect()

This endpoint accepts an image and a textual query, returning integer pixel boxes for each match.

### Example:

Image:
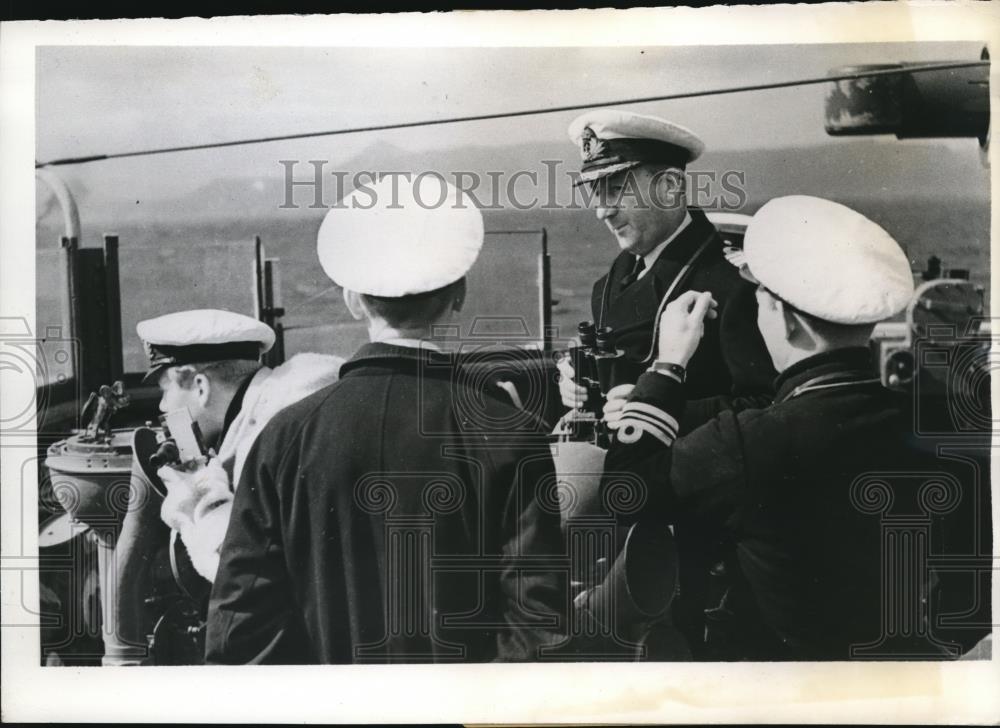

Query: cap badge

[580,126,606,163]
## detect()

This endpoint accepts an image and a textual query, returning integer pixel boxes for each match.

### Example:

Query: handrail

[36,168,81,240]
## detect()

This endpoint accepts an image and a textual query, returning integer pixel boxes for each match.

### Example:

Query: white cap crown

[317,175,484,298]
[136,308,275,350]
[744,195,915,325]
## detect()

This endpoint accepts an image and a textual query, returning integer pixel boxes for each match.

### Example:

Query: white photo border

[2,4,999,723]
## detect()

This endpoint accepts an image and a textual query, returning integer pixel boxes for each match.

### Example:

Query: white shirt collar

[637,211,694,279]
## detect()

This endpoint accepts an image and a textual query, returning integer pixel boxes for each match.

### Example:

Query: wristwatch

[648,360,686,382]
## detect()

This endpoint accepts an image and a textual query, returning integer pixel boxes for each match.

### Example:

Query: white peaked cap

[743,196,915,325]
[137,309,275,350]
[317,175,485,297]
[136,309,275,378]
[567,108,705,184]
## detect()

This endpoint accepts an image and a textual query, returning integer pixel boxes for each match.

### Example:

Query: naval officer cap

[567,108,705,185]
[317,174,484,298]
[742,195,915,325]
[136,309,275,381]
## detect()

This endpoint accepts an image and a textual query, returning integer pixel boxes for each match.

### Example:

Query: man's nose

[596,203,617,221]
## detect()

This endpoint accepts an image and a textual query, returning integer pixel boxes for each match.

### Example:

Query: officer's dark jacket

[604,347,956,660]
[590,208,776,430]
[206,342,567,664]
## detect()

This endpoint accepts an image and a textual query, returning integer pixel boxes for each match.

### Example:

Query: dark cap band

[143,341,264,381]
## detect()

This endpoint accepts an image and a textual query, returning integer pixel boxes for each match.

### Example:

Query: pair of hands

[156,456,228,531]
[558,291,718,428]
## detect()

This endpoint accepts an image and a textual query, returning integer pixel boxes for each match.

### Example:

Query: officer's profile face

[157,367,209,426]
[593,166,685,256]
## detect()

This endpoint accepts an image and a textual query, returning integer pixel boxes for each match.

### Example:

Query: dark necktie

[619,255,646,289]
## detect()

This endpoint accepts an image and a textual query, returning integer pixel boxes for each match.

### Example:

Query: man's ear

[343,288,366,321]
[664,167,685,190]
[780,302,810,346]
[193,372,212,408]
[653,167,684,208]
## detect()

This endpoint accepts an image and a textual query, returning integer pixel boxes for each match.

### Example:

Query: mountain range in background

[38,137,990,234]
[34,135,991,373]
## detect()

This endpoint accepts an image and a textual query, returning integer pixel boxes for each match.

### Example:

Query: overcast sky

[36,41,983,197]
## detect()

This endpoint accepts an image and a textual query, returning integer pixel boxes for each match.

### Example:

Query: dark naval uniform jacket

[205,342,567,664]
[591,208,776,430]
[603,347,959,660]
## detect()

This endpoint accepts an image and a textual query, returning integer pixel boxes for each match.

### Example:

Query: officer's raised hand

[557,353,588,409]
[656,291,718,367]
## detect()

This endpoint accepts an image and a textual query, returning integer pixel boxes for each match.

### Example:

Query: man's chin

[612,232,638,252]
[617,240,640,254]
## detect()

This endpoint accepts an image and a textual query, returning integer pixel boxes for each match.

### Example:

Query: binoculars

[563,321,624,447]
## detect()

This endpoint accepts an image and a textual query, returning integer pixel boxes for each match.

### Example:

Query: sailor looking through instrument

[107,310,342,665]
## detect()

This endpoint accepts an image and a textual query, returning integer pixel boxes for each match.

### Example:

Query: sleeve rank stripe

[622,401,679,436]
[617,405,679,447]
